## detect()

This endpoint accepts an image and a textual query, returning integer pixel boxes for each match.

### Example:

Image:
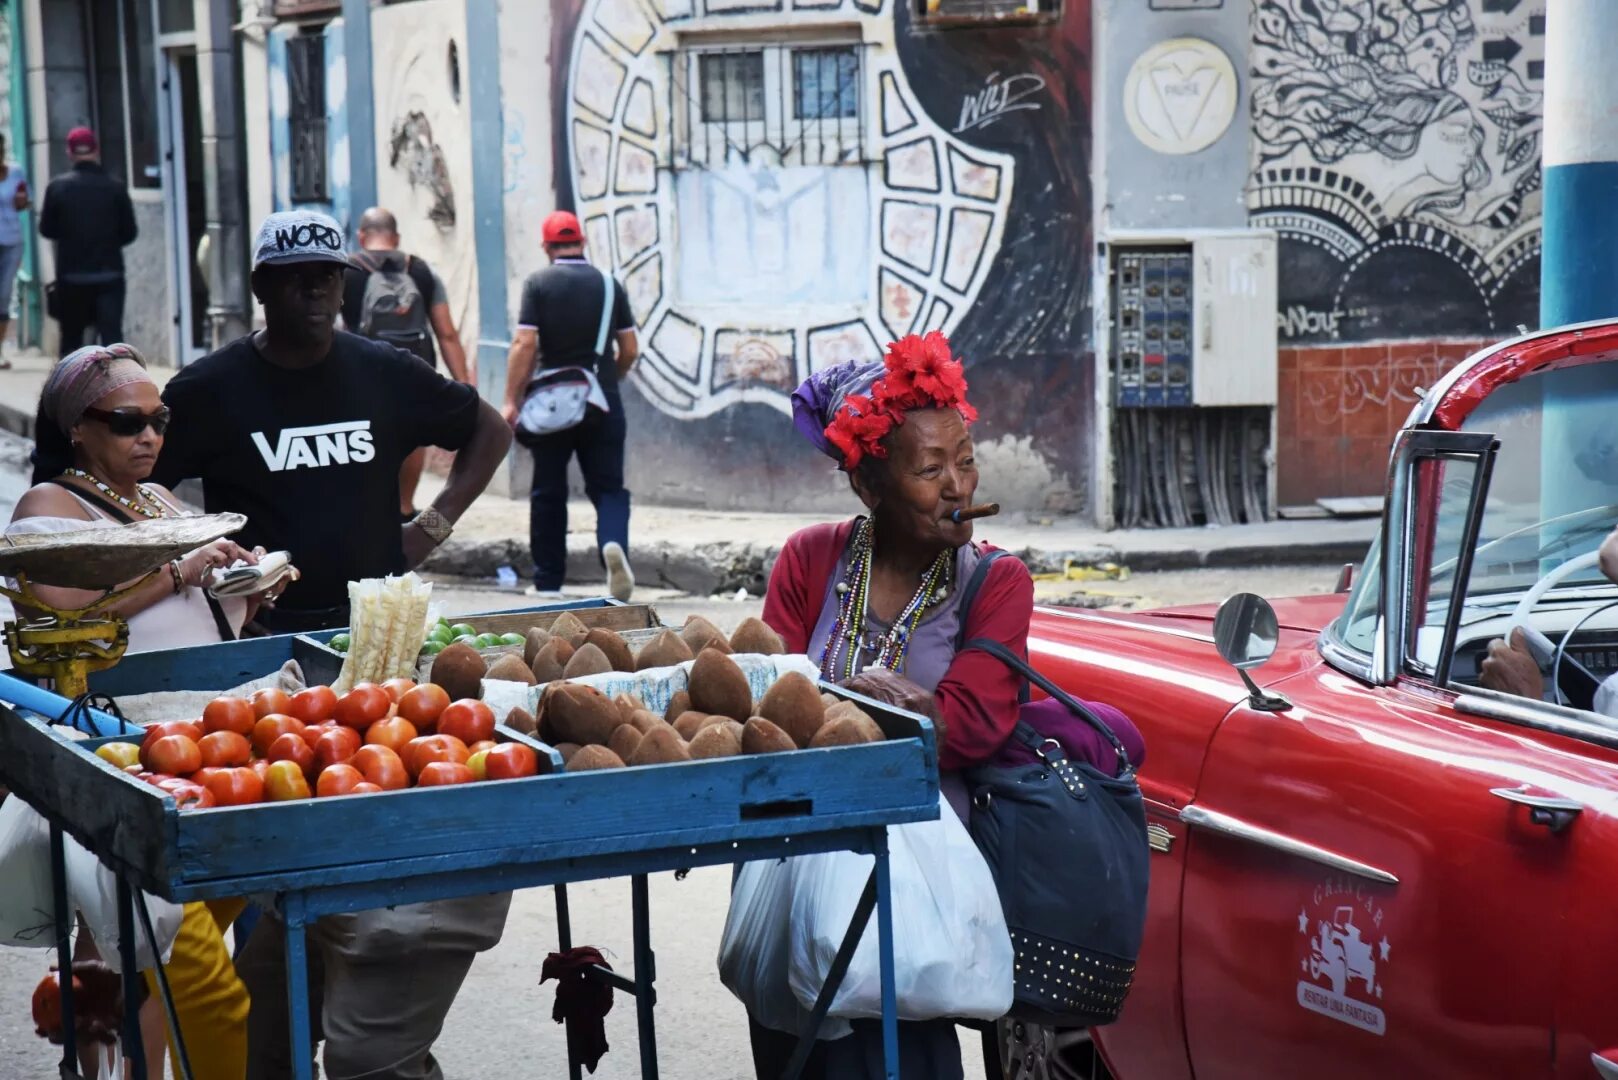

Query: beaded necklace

[819,518,953,681]
[62,468,166,520]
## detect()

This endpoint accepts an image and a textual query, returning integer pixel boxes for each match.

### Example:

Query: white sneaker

[524,586,565,601]
[602,542,635,602]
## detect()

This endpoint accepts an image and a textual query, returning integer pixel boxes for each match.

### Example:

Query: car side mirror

[1213,593,1291,711]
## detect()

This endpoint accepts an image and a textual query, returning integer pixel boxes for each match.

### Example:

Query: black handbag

[954,551,1150,1028]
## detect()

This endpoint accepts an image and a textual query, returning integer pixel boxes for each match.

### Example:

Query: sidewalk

[0,350,1378,595]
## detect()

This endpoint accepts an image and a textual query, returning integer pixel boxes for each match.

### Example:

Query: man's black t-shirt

[515,259,635,392]
[152,332,480,614]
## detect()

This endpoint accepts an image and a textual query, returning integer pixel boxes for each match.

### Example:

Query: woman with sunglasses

[6,344,259,1080]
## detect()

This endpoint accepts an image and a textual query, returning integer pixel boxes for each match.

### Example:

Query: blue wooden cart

[0,606,939,1080]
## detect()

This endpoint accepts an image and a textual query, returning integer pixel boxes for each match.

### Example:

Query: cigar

[951,503,1000,524]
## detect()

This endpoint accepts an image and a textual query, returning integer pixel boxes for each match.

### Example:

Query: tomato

[252,714,306,757]
[145,734,202,777]
[350,781,383,794]
[139,721,201,769]
[267,732,316,778]
[32,971,82,1038]
[314,763,364,797]
[264,760,312,801]
[299,721,340,749]
[287,686,338,725]
[468,739,497,756]
[484,743,539,781]
[190,766,227,789]
[416,761,475,787]
[363,716,417,755]
[204,767,263,807]
[249,759,272,783]
[381,678,417,703]
[197,730,252,768]
[164,781,215,810]
[251,688,292,719]
[202,697,256,736]
[466,749,489,781]
[334,685,391,730]
[397,684,451,731]
[437,700,495,746]
[352,745,409,791]
[141,773,175,787]
[312,728,362,773]
[403,735,469,778]
[94,742,141,770]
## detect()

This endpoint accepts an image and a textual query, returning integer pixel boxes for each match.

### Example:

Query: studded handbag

[954,553,1150,1028]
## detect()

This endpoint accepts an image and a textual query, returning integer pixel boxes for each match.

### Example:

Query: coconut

[567,745,624,771]
[730,617,785,656]
[430,643,486,702]
[758,672,825,748]
[688,649,752,722]
[635,629,695,672]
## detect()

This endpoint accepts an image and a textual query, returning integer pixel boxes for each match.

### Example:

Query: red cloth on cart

[541,947,614,1073]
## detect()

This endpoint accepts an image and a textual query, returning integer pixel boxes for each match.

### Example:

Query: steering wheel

[1505,549,1605,706]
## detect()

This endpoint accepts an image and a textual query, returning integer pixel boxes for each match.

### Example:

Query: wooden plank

[449,604,661,636]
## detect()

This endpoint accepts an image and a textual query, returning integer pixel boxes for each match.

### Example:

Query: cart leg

[282,893,316,1080]
[784,870,879,1080]
[115,877,148,1080]
[632,874,659,1080]
[554,885,582,1080]
[874,831,899,1080]
[48,824,77,1076]
[134,890,195,1080]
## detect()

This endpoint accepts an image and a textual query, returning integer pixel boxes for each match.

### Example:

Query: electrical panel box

[1108,230,1277,409]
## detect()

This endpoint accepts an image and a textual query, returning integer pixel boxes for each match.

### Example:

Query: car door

[1176,431,1570,1079]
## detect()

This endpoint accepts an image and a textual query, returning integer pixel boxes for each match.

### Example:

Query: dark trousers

[748,1015,965,1080]
[528,398,630,591]
[55,280,125,355]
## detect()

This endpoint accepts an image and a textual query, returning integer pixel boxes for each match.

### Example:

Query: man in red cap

[501,209,640,601]
[39,126,137,356]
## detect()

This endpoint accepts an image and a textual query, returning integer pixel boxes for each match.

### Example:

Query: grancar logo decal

[1296,876,1390,1036]
[251,421,376,472]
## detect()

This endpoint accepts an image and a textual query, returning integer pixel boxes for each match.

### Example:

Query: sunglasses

[81,405,171,437]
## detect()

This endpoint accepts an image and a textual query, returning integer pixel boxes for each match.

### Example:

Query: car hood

[1129,592,1350,636]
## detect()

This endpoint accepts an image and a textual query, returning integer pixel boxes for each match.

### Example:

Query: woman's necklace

[62,467,166,520]
[819,519,953,681]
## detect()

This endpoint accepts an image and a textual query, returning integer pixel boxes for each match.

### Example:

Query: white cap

[252,210,349,270]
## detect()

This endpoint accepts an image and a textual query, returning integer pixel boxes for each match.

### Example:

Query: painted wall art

[1249,0,1545,344]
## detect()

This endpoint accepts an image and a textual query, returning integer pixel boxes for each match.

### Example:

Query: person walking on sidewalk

[0,133,31,369]
[341,206,473,520]
[501,209,639,601]
[39,127,137,357]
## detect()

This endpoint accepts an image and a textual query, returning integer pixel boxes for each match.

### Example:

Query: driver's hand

[1478,628,1545,700]
[1599,525,1618,586]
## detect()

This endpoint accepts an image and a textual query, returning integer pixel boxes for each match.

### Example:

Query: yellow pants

[142,898,250,1080]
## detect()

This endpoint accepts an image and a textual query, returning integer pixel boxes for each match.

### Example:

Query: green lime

[429,625,456,645]
[450,623,478,638]
[436,615,452,628]
[499,632,526,646]
[454,634,480,646]
[420,639,447,655]
[328,633,351,653]
[475,633,504,649]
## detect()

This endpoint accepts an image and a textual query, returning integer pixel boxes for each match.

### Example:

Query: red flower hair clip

[822,332,977,470]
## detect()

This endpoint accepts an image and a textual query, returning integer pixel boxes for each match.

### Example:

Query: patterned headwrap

[790,331,977,471]
[41,344,153,434]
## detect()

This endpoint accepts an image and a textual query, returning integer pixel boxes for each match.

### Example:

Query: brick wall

[1277,339,1492,508]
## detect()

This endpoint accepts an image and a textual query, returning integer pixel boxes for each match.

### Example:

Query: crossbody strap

[594,267,615,358]
[963,636,1131,773]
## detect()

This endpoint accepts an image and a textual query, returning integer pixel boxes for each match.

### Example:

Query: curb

[0,399,32,441]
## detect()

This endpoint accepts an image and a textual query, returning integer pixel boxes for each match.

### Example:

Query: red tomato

[312,728,362,773]
[288,686,337,725]
[381,678,417,703]
[397,684,450,731]
[146,735,202,777]
[251,688,292,719]
[437,700,495,746]
[204,767,264,807]
[350,781,383,794]
[484,743,539,781]
[404,735,469,778]
[139,721,201,769]
[202,697,256,736]
[197,730,251,768]
[334,685,391,730]
[363,716,417,755]
[32,971,82,1038]
[264,760,311,801]
[315,763,365,797]
[468,740,497,756]
[299,721,339,749]
[190,766,227,789]
[416,761,474,787]
[352,745,410,791]
[141,773,175,787]
[249,759,272,783]
[252,714,306,757]
[166,781,216,810]
[267,732,316,778]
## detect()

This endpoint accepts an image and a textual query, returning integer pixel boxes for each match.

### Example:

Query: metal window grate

[669,42,870,171]
[287,32,329,204]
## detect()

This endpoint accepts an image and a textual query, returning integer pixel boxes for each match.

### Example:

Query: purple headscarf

[791,361,884,462]
[42,344,152,433]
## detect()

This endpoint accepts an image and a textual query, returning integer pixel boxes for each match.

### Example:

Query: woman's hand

[840,669,946,743]
[175,539,257,590]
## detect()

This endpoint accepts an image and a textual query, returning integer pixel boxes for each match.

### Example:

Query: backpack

[354,251,434,364]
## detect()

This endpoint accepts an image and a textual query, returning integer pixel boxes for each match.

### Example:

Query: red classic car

[1016,321,1618,1079]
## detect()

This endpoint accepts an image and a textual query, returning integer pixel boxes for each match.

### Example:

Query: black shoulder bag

[953,550,1149,1028]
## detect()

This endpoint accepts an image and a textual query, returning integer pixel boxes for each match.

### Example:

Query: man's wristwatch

[410,506,455,547]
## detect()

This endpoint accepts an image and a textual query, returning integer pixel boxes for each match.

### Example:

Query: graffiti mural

[1248,0,1545,343]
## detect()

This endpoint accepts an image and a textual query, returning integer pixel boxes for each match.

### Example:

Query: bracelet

[168,560,184,595]
[411,506,455,546]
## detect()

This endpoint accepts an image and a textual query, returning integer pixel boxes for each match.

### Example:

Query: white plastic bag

[787,797,1014,1022]
[719,859,852,1040]
[63,839,182,973]
[0,797,60,948]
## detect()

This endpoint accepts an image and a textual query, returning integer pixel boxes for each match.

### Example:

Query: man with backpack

[342,207,472,519]
[500,209,639,601]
